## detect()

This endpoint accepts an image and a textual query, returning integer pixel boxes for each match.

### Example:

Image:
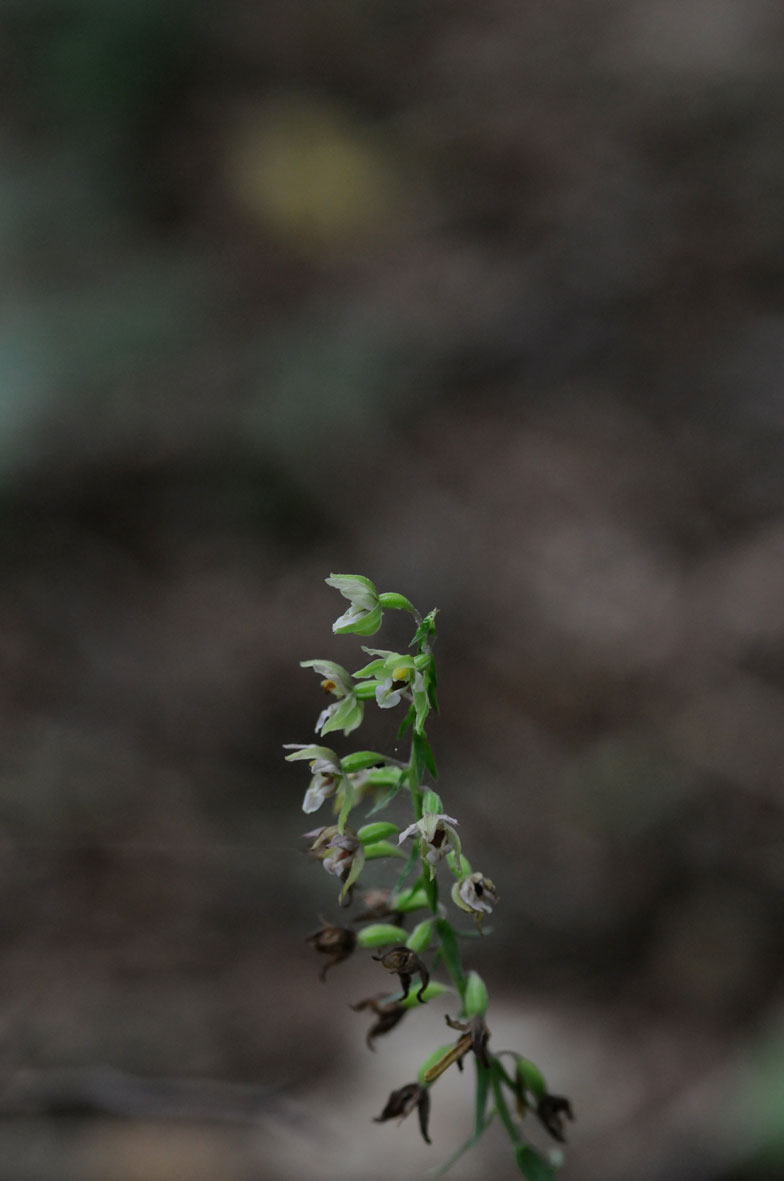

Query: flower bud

[463,970,489,1018]
[326,574,383,636]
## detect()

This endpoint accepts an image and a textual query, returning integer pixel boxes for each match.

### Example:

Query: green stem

[490,1064,522,1145]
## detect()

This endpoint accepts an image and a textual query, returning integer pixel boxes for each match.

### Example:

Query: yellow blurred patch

[225,92,406,251]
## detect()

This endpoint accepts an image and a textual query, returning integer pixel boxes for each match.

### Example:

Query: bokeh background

[2,1,784,1178]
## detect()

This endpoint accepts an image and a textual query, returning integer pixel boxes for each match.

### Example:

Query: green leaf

[436,918,465,996]
[336,775,355,833]
[397,703,415,738]
[427,660,439,714]
[421,733,438,778]
[364,782,403,816]
[393,845,420,893]
[412,730,428,785]
[412,609,438,651]
[474,1059,491,1137]
[413,682,430,734]
[514,1146,556,1181]
[339,843,364,901]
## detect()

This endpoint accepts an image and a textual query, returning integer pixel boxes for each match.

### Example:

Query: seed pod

[356,924,409,949]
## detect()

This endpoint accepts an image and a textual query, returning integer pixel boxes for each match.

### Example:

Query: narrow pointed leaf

[436,918,465,997]
[397,703,416,739]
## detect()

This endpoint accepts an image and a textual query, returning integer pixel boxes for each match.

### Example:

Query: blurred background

[1,1,784,1178]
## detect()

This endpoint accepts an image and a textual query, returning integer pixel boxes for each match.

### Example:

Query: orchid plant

[286,574,573,1177]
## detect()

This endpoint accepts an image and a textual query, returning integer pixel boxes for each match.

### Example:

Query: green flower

[451,872,498,929]
[325,574,382,636]
[353,648,431,727]
[303,825,365,903]
[301,659,364,736]
[284,744,344,814]
[398,811,462,879]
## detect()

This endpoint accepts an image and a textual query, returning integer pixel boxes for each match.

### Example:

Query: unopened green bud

[356,923,409,949]
[357,821,399,844]
[463,970,489,1017]
[405,919,434,953]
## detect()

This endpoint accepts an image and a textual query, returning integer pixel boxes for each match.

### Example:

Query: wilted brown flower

[306,920,357,981]
[350,994,406,1049]
[351,888,402,924]
[536,1093,574,1143]
[371,945,430,1002]
[374,1081,431,1144]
